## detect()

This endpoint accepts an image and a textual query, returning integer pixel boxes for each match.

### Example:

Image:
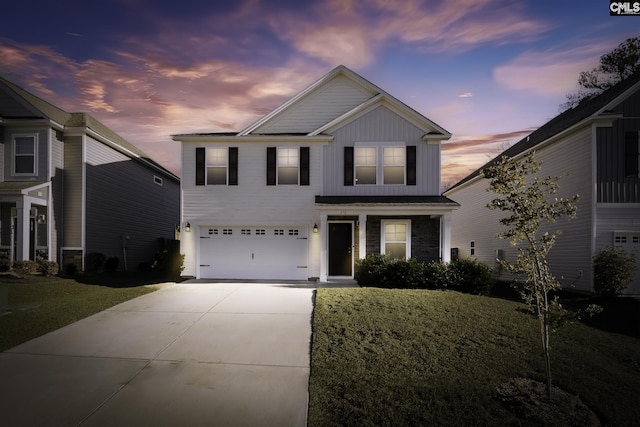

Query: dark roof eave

[315,195,460,207]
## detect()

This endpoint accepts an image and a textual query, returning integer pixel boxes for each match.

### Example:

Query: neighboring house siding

[323,105,440,196]
[63,136,84,249]
[181,142,322,277]
[253,75,375,134]
[448,126,593,292]
[49,129,65,262]
[0,126,4,179]
[85,137,179,270]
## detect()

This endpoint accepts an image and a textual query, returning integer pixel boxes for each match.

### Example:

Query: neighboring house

[0,76,180,271]
[444,72,640,295]
[174,65,458,281]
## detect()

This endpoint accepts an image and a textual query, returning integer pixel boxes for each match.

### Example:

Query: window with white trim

[207,148,228,185]
[13,134,37,175]
[278,147,299,185]
[470,241,475,256]
[381,220,411,260]
[355,147,377,184]
[383,147,405,184]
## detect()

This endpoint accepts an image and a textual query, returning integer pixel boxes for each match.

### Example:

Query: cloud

[493,40,618,97]
[458,92,473,98]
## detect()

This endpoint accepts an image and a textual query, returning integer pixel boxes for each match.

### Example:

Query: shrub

[85,252,106,273]
[355,254,389,286]
[151,249,185,279]
[593,246,636,297]
[38,260,59,277]
[0,259,11,273]
[104,257,120,273]
[64,263,78,276]
[422,260,456,289]
[449,258,495,295]
[12,260,38,277]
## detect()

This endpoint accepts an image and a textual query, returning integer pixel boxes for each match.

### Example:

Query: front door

[328,222,353,276]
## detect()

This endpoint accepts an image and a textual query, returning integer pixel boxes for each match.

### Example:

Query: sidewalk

[0,281,316,426]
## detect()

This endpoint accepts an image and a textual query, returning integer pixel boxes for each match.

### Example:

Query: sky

[0,0,637,186]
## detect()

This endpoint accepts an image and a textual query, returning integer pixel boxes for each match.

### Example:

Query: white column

[441,213,452,262]
[16,199,31,261]
[358,214,367,260]
[319,214,328,281]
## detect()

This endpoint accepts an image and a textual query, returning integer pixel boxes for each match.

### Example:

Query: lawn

[308,288,640,426]
[0,275,161,351]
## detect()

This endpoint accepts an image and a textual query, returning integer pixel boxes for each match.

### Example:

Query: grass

[0,274,161,351]
[308,288,640,426]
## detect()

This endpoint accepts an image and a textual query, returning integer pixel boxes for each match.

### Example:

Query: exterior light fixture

[313,224,319,233]
[185,222,191,232]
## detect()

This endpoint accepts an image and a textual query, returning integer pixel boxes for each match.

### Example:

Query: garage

[199,226,309,280]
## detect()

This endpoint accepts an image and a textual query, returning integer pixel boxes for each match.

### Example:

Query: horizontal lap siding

[254,75,375,134]
[181,142,322,277]
[85,138,179,270]
[63,136,83,248]
[324,106,440,195]
[50,130,64,261]
[448,127,593,291]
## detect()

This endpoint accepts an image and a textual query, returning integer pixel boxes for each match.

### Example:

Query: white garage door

[614,232,640,295]
[199,226,309,280]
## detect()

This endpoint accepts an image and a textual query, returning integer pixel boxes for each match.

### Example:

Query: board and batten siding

[85,137,179,270]
[181,141,323,277]
[323,105,441,196]
[62,136,84,249]
[253,74,375,134]
[447,126,594,292]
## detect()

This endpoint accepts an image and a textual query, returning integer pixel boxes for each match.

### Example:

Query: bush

[151,249,185,279]
[63,263,78,276]
[449,258,495,295]
[85,252,106,273]
[104,257,120,273]
[593,246,636,297]
[12,260,38,277]
[0,259,11,273]
[38,261,59,277]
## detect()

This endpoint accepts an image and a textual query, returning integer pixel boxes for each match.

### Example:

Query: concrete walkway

[0,280,332,426]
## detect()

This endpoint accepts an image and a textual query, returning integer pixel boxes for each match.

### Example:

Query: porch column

[358,214,367,260]
[16,199,31,261]
[319,213,328,282]
[441,213,452,262]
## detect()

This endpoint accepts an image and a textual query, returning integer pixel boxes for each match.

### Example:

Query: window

[381,220,411,260]
[625,131,640,177]
[470,241,476,256]
[278,147,299,185]
[207,148,228,185]
[383,147,405,184]
[154,176,163,186]
[14,135,36,175]
[355,147,377,184]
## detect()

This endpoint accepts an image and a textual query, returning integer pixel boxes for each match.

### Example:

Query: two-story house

[444,72,640,295]
[175,65,458,281]
[0,76,180,271]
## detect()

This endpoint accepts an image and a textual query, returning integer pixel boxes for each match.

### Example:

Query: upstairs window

[14,135,36,175]
[207,148,228,185]
[278,147,299,185]
[383,147,405,184]
[355,147,377,185]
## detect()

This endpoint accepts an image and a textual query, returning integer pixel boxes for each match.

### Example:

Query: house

[444,72,640,295]
[174,65,458,281]
[0,76,180,271]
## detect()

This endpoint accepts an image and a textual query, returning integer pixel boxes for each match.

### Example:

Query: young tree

[482,152,579,398]
[562,36,640,110]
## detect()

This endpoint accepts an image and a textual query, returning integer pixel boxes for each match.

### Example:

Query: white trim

[12,133,38,176]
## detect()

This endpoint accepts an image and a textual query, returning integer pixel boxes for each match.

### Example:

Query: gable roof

[445,71,640,193]
[0,76,178,181]
[237,65,451,139]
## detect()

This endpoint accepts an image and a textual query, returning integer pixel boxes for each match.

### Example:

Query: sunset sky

[1,0,637,185]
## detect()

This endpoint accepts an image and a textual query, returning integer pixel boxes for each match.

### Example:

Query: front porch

[315,196,459,282]
[0,182,50,263]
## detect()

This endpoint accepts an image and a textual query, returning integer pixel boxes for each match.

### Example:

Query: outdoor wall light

[313,224,319,233]
[185,222,191,232]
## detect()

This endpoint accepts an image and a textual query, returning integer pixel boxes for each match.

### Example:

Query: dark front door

[328,222,353,276]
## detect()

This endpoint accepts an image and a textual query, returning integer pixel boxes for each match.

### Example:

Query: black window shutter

[228,147,238,185]
[267,147,276,185]
[300,147,310,186]
[196,147,206,185]
[344,146,354,186]
[625,131,639,177]
[406,146,417,185]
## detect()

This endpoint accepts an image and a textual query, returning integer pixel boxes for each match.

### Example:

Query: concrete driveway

[0,280,321,426]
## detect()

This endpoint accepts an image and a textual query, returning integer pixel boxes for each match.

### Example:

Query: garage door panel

[199,227,308,280]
